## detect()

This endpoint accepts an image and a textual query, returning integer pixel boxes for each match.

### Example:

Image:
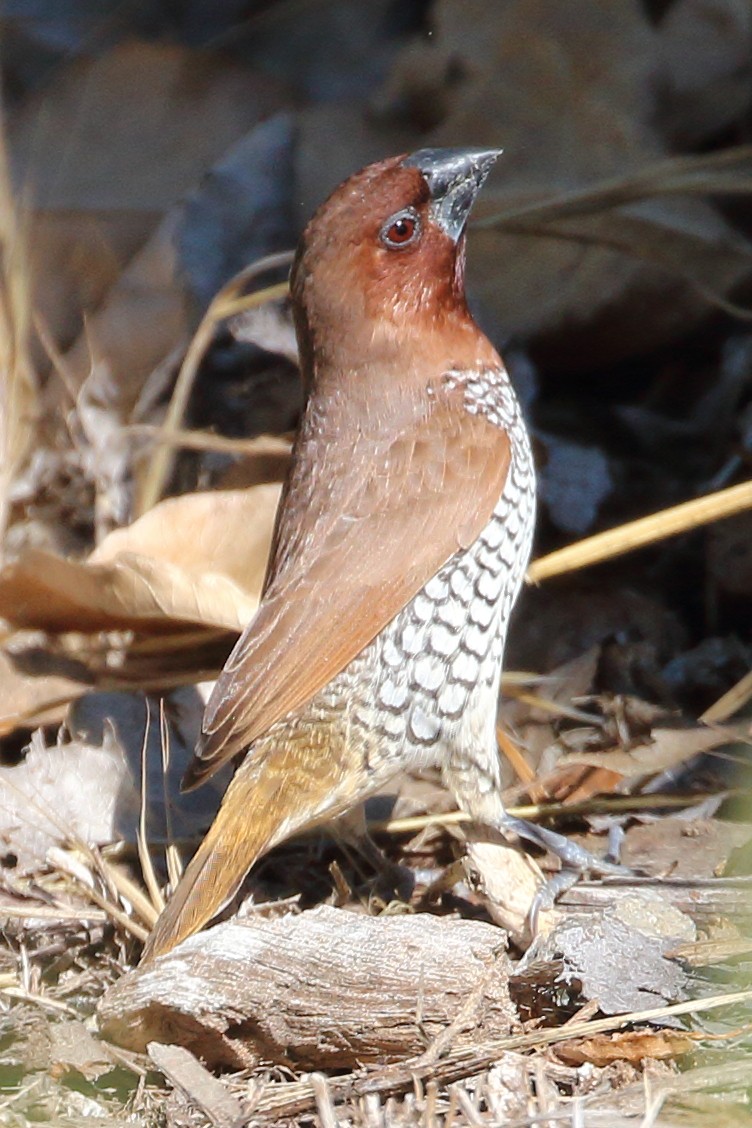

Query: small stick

[528,480,752,582]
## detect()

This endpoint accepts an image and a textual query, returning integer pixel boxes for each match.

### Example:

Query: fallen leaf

[0,729,136,873]
[178,113,296,310]
[0,484,281,634]
[537,434,612,535]
[10,40,289,393]
[555,1027,693,1067]
[519,901,691,1015]
[0,648,89,737]
[49,1021,121,1081]
[57,211,191,413]
[345,0,752,368]
[9,41,287,213]
[558,724,739,778]
[463,833,547,947]
[657,0,752,147]
[707,511,752,597]
[25,210,148,368]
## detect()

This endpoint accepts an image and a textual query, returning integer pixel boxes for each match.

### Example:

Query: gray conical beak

[402,146,501,242]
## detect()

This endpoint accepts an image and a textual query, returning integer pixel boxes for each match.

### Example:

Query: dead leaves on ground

[1,484,281,635]
[0,477,283,733]
[555,1028,694,1067]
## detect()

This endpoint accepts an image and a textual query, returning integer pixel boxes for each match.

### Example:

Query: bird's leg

[443,759,629,928]
[493,811,630,926]
[496,813,629,877]
[333,806,415,902]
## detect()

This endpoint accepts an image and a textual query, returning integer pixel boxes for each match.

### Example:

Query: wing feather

[182,376,511,790]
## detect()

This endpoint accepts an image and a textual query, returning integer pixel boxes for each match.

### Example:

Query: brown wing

[182,378,512,790]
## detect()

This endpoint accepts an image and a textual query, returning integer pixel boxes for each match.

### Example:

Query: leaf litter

[0,1,752,1124]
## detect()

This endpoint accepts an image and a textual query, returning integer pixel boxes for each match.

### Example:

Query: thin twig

[137,699,165,914]
[475,144,752,230]
[250,989,752,1120]
[136,252,293,515]
[701,669,752,724]
[160,696,182,890]
[375,791,739,835]
[528,480,752,582]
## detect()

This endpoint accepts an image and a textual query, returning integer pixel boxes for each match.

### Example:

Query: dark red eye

[380,209,420,249]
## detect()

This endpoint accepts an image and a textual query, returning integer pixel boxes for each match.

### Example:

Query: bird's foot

[496,813,631,932]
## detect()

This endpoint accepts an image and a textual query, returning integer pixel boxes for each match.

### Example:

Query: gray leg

[498,813,629,877]
[443,755,629,929]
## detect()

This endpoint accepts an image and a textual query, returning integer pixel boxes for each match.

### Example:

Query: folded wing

[182,377,512,790]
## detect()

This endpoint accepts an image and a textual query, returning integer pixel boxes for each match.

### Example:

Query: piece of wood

[558,875,752,922]
[238,991,752,1123]
[98,905,514,1070]
[148,1042,244,1128]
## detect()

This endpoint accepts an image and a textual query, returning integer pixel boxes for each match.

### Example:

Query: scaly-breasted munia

[142,147,607,962]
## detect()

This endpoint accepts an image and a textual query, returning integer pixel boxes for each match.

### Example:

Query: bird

[142,146,609,963]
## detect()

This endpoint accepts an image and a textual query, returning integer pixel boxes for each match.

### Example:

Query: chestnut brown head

[291,147,501,377]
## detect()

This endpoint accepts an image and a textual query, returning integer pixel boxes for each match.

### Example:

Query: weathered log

[98,905,514,1070]
[558,875,752,922]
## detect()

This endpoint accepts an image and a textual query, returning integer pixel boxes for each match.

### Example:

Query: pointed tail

[141,752,305,963]
[140,789,263,961]
[140,740,351,963]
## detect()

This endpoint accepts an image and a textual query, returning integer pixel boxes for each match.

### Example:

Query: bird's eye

[380,209,421,250]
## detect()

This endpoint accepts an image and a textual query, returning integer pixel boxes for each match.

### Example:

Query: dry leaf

[0,730,137,872]
[10,41,287,214]
[526,764,626,808]
[555,1027,693,1067]
[463,834,548,947]
[48,1021,121,1082]
[352,0,752,366]
[558,724,738,778]
[707,511,752,597]
[537,434,612,535]
[178,113,295,309]
[519,904,690,1015]
[10,40,289,392]
[0,485,281,634]
[24,211,148,368]
[657,0,752,147]
[58,211,191,412]
[0,648,88,737]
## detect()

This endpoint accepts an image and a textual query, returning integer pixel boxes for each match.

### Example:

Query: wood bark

[98,905,514,1070]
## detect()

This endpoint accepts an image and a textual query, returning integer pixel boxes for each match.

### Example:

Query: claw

[500,814,630,877]
[528,868,581,934]
[496,813,632,934]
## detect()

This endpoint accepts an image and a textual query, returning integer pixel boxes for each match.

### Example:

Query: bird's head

[291,147,501,380]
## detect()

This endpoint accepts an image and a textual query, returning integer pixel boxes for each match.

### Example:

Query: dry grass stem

[496,725,536,784]
[70,881,149,942]
[501,686,602,723]
[160,697,182,890]
[126,423,292,456]
[1,986,79,1017]
[212,279,290,320]
[0,121,37,551]
[136,251,294,515]
[249,989,752,1121]
[377,791,729,836]
[528,479,752,582]
[137,701,165,915]
[476,144,752,230]
[101,862,159,928]
[701,669,752,724]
